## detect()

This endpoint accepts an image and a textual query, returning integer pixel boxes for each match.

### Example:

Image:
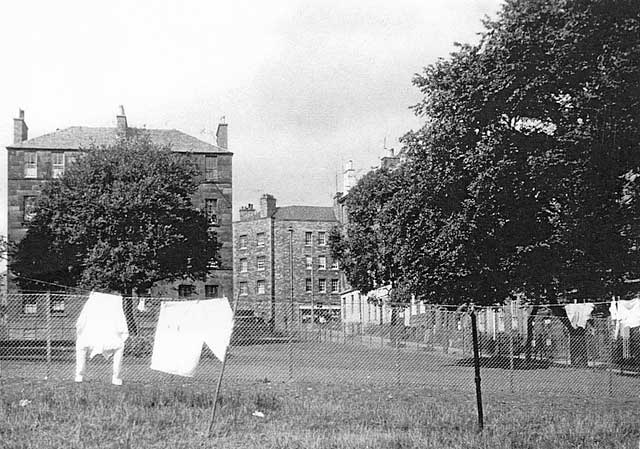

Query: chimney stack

[216,116,228,149]
[343,160,356,193]
[13,109,28,144]
[259,194,277,218]
[116,105,127,138]
[239,203,256,220]
[381,147,400,170]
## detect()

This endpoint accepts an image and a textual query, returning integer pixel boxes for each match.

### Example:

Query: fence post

[470,306,484,432]
[608,322,614,397]
[509,321,514,393]
[395,328,401,386]
[45,291,52,379]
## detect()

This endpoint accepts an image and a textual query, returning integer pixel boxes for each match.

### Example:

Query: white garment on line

[150,298,234,377]
[76,291,129,359]
[564,303,595,329]
[610,297,640,339]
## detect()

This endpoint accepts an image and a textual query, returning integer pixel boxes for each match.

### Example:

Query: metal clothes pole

[470,306,484,431]
[45,291,52,379]
[207,293,241,437]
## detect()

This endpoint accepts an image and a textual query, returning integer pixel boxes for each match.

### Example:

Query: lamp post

[287,227,294,381]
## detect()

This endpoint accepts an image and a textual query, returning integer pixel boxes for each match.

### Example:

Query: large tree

[10,133,219,332]
[333,0,640,364]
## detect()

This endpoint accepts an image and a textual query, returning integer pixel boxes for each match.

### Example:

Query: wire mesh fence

[2,293,640,401]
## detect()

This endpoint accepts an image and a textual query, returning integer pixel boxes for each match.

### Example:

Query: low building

[233,194,341,327]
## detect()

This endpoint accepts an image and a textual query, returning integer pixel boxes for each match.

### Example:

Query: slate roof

[7,126,228,153]
[273,206,337,222]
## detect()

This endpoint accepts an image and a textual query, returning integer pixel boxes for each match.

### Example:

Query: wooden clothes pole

[207,293,241,437]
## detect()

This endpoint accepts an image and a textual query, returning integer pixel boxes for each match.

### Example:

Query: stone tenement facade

[3,107,233,298]
[233,194,341,325]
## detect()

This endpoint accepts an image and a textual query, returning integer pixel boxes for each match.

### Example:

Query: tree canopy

[332,0,640,310]
[10,133,219,297]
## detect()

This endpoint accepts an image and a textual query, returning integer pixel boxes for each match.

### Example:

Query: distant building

[2,107,233,298]
[335,148,404,326]
[233,194,341,326]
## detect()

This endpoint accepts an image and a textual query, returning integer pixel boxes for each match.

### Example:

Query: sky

[0,0,503,220]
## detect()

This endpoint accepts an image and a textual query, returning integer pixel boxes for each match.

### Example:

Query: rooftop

[274,206,337,222]
[7,126,229,154]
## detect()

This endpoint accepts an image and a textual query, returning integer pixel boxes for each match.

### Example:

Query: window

[52,152,65,178]
[257,280,266,294]
[318,279,326,293]
[318,231,326,245]
[331,259,339,270]
[304,231,313,246]
[23,299,37,314]
[205,198,218,225]
[23,196,37,222]
[240,258,248,272]
[305,255,312,270]
[350,295,355,314]
[24,152,37,178]
[205,155,217,181]
[257,232,265,246]
[65,153,78,167]
[239,282,248,295]
[305,278,312,293]
[331,279,339,293]
[239,234,248,249]
[257,255,266,271]
[50,298,65,314]
[178,284,195,297]
[205,285,219,298]
[318,256,326,270]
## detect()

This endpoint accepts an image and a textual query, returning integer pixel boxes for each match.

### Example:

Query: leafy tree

[335,0,640,365]
[329,167,408,323]
[10,133,219,333]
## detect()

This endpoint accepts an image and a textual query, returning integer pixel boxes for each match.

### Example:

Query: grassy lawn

[2,340,640,448]
[1,378,639,449]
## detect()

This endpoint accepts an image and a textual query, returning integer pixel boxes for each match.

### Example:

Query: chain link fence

[2,293,639,400]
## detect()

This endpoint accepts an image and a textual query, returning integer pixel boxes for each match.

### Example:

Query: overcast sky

[0,0,503,218]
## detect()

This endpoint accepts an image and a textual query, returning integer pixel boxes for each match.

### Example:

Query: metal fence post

[608,324,614,397]
[45,291,52,380]
[509,321,514,393]
[395,327,401,386]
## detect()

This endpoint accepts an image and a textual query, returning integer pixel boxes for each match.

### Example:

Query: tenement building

[233,194,341,326]
[2,107,233,298]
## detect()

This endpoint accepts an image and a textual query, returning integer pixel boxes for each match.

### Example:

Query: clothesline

[8,274,634,310]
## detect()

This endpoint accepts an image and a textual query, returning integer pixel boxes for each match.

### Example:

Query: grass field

[1,378,639,449]
[2,340,640,448]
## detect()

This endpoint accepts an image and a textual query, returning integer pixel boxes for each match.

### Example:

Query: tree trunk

[548,304,589,367]
[122,288,137,336]
[524,306,539,360]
